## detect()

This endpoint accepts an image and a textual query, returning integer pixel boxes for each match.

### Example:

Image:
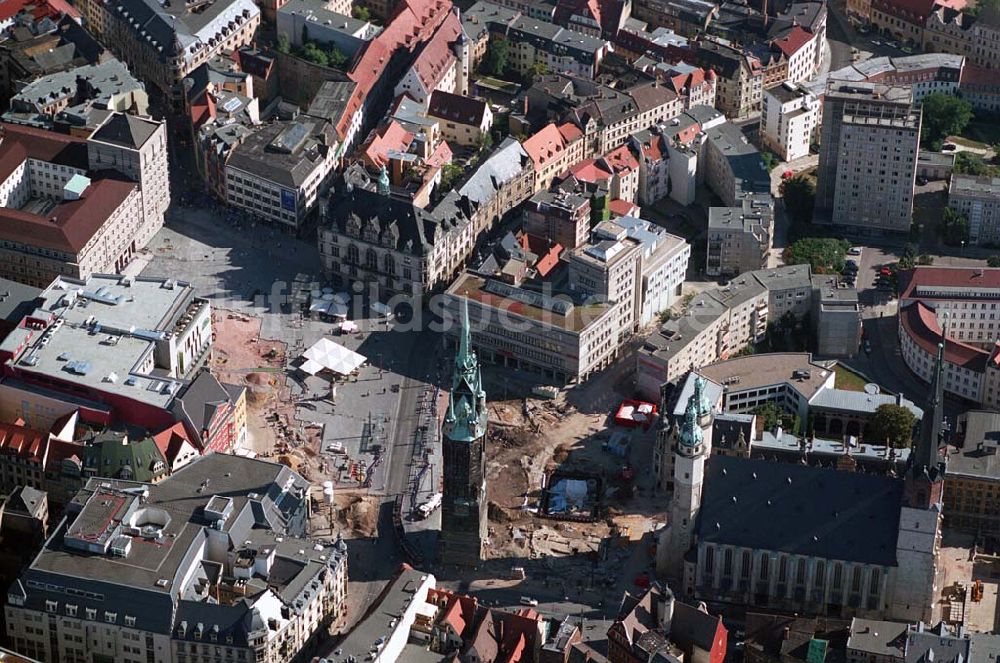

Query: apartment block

[702,121,772,207]
[760,82,820,162]
[706,195,774,277]
[814,83,921,234]
[948,174,1000,245]
[4,454,347,663]
[523,188,591,250]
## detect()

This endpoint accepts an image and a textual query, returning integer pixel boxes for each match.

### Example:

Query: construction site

[458,363,664,604]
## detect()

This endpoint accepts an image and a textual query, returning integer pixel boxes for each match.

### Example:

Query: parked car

[848,246,863,256]
[916,176,927,185]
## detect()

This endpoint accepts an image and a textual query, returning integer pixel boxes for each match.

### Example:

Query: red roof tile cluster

[960,64,1000,87]
[872,0,963,25]
[772,26,814,58]
[518,232,563,277]
[336,0,454,140]
[427,588,478,640]
[569,157,610,183]
[609,198,638,217]
[152,422,197,467]
[667,66,713,95]
[603,144,639,173]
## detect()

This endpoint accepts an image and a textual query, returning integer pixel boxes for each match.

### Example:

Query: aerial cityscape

[0,0,998,659]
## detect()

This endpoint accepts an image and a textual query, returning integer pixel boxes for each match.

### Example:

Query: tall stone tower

[890,338,946,622]
[660,389,712,579]
[440,300,488,566]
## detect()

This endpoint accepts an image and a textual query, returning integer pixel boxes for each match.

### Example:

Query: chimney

[782,626,790,641]
[523,95,529,116]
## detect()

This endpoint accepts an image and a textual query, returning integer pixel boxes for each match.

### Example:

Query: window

[365,248,378,271]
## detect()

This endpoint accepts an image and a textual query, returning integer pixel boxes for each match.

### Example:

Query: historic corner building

[439,301,489,566]
[658,358,946,623]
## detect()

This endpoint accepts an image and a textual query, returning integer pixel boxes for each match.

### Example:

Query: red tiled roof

[872,0,960,24]
[900,301,989,371]
[604,144,639,173]
[557,122,583,143]
[412,11,461,91]
[519,232,563,277]
[523,123,567,168]
[0,0,79,21]
[152,422,195,466]
[0,122,88,182]
[640,135,666,161]
[44,437,83,473]
[569,157,611,183]
[668,67,708,95]
[0,178,138,253]
[363,120,415,168]
[772,26,814,58]
[337,0,453,140]
[425,140,452,168]
[898,266,1000,301]
[609,199,638,217]
[0,420,47,464]
[960,64,1000,87]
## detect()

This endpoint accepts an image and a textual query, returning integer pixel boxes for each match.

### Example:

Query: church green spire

[377,164,390,196]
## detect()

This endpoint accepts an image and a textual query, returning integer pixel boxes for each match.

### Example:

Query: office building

[0,274,215,435]
[702,121,772,207]
[814,83,921,234]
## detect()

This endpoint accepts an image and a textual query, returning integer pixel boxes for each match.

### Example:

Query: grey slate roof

[89,112,159,149]
[0,277,41,322]
[697,455,903,565]
[710,413,754,452]
[669,601,720,654]
[809,388,923,420]
[457,137,529,205]
[7,485,46,518]
[905,623,970,663]
[949,410,1000,481]
[847,618,907,657]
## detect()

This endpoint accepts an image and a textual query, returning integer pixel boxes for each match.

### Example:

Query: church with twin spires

[658,345,946,623]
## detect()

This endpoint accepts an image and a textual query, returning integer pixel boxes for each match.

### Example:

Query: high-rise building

[440,300,488,566]
[814,83,921,234]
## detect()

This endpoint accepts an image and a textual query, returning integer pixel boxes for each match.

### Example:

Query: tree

[439,163,464,192]
[989,256,1000,268]
[784,237,850,273]
[276,33,290,53]
[352,4,371,21]
[755,401,781,430]
[941,207,970,246]
[867,403,917,448]
[523,61,548,85]
[761,151,779,172]
[327,46,347,68]
[301,42,328,66]
[920,93,973,150]
[482,37,509,76]
[476,131,494,153]
[779,174,816,225]
[954,151,1000,177]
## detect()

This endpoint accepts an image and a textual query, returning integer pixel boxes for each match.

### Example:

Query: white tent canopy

[300,337,366,376]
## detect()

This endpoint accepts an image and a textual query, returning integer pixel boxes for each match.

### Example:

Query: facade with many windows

[4,454,347,663]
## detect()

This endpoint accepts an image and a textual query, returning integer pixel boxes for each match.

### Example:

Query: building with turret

[656,345,945,623]
[440,301,489,566]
